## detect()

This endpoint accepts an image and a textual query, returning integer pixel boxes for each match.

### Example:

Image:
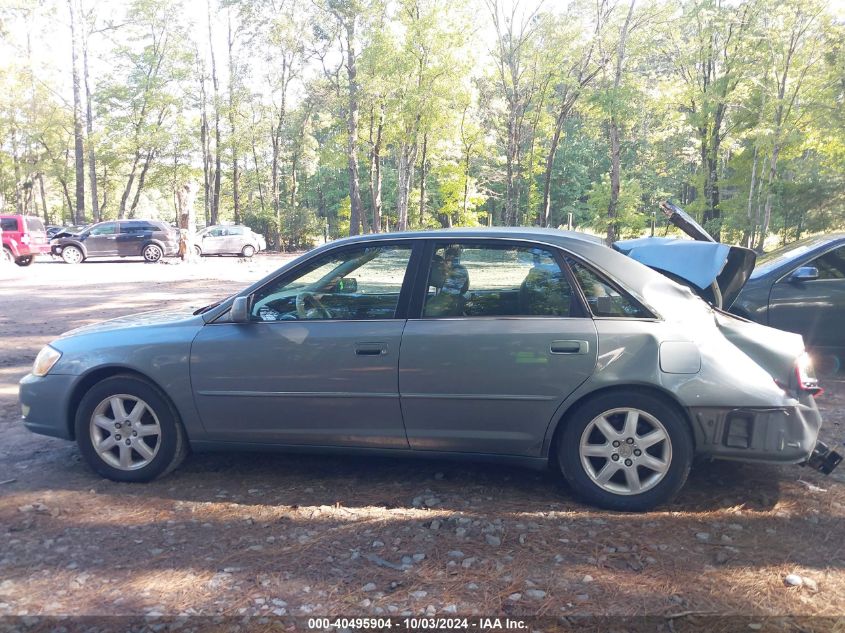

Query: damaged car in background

[19,216,842,511]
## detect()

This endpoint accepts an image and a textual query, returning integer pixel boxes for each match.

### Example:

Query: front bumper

[19,373,77,440]
[690,396,823,464]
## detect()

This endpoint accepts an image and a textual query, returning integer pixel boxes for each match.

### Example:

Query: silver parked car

[194,224,266,257]
[18,228,839,511]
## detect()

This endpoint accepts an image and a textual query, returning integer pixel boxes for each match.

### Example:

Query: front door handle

[550,340,589,355]
[355,342,388,356]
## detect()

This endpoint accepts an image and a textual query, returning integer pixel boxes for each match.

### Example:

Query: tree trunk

[541,105,568,227]
[227,11,240,224]
[606,120,621,243]
[207,0,221,226]
[745,145,758,248]
[418,132,428,228]
[129,149,155,217]
[38,173,49,224]
[368,104,384,233]
[756,145,780,253]
[177,181,197,261]
[396,141,417,231]
[82,29,99,222]
[605,0,636,244]
[270,60,288,251]
[344,17,363,236]
[68,0,85,224]
[118,152,140,218]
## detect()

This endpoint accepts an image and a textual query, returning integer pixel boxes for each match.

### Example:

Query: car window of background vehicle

[810,246,845,280]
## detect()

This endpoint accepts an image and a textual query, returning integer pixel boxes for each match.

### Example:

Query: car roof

[328,227,607,248]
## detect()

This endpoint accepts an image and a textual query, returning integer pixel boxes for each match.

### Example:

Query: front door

[399,241,598,456]
[83,222,119,256]
[190,242,417,446]
[769,245,845,350]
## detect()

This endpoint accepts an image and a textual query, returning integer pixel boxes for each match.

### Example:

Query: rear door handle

[355,342,388,356]
[550,340,589,355]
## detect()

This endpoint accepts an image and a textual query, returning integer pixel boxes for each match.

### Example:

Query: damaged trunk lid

[613,201,756,309]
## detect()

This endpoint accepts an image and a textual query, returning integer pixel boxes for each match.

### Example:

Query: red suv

[1,215,51,266]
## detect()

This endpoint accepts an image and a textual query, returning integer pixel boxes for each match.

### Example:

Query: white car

[195,225,266,257]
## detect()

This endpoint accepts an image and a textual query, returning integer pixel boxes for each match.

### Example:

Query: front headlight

[32,345,62,377]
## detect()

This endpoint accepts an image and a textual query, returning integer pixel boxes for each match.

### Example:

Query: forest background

[0,0,843,251]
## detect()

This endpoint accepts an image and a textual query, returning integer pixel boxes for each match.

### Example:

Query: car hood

[613,237,756,308]
[58,308,202,338]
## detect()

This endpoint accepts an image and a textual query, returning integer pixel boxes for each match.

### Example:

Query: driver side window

[90,223,116,236]
[250,245,412,321]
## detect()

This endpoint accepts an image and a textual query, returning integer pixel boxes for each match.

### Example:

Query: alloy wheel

[578,407,672,496]
[89,394,162,471]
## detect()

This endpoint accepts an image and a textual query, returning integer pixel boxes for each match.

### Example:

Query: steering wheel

[295,291,332,319]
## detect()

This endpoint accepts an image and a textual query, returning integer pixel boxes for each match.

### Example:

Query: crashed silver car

[18,225,840,511]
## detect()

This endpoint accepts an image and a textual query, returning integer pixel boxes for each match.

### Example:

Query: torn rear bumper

[689,396,823,464]
[806,441,842,474]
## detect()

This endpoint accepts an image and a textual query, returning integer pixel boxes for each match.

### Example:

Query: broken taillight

[795,352,823,396]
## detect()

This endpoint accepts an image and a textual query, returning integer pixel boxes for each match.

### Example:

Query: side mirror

[230,296,251,323]
[337,277,357,293]
[790,266,819,283]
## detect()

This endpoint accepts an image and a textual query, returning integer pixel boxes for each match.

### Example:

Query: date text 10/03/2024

[306,618,528,630]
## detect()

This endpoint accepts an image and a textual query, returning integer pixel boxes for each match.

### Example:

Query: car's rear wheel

[143,244,163,262]
[241,244,256,258]
[61,245,84,264]
[75,375,188,482]
[557,391,693,511]
[15,255,34,266]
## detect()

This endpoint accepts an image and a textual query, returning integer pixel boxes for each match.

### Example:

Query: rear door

[117,221,148,256]
[398,240,598,456]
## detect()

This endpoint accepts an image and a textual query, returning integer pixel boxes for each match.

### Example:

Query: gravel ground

[1,255,844,621]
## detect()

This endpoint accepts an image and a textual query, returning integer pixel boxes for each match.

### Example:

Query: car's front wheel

[142,244,163,262]
[2,247,14,264]
[61,245,84,264]
[75,375,188,482]
[557,391,693,511]
[241,244,256,258]
[194,245,202,257]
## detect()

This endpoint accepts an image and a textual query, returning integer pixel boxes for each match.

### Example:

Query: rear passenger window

[423,243,576,318]
[1,218,18,232]
[566,257,651,318]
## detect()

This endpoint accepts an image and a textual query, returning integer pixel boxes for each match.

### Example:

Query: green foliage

[587,176,647,239]
[0,0,841,247]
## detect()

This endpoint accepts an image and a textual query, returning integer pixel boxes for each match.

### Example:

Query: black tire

[2,247,14,264]
[74,374,188,483]
[142,243,163,262]
[61,245,84,264]
[241,244,256,258]
[194,245,202,257]
[556,390,693,512]
[15,255,34,266]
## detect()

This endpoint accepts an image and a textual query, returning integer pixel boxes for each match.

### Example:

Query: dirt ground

[1,255,844,624]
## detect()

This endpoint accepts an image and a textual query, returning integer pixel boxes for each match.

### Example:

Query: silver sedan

[18,228,837,511]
